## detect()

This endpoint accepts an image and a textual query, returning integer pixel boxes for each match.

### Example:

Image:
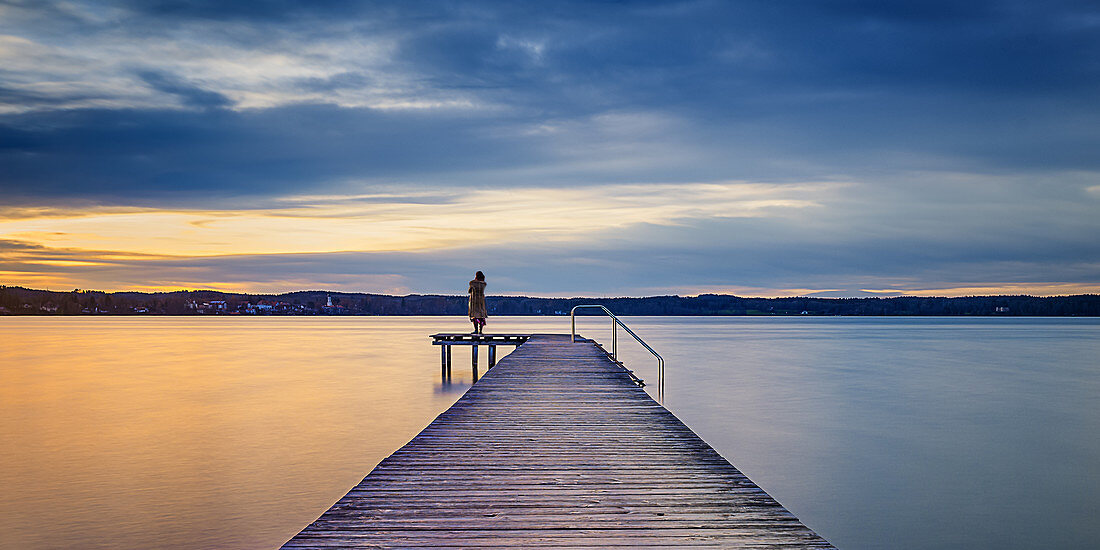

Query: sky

[1,0,1098,297]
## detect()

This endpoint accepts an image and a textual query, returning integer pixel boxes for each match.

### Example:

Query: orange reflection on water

[0,316,489,549]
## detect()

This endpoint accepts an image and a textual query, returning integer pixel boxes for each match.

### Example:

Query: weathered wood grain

[283,334,833,549]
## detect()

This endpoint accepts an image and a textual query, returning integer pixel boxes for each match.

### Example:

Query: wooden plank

[283,334,833,549]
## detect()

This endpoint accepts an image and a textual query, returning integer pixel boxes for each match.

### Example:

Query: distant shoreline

[2,285,1097,316]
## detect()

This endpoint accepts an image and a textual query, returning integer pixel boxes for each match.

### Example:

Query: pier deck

[283,334,833,548]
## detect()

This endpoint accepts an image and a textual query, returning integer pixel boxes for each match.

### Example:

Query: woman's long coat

[468,279,487,319]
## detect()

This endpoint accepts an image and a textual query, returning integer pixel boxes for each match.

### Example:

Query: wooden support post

[441,344,447,377]
[446,345,452,378]
[472,345,479,381]
[488,345,497,368]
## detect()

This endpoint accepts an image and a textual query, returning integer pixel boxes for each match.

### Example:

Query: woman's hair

[475,271,485,281]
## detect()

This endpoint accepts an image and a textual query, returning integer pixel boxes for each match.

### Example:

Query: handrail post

[569,304,664,402]
[611,316,617,360]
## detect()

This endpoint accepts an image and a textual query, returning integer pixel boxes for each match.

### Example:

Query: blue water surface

[602,317,1100,550]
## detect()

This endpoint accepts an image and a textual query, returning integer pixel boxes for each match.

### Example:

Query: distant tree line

[2,285,1098,316]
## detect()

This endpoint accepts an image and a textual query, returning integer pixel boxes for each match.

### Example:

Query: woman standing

[468,271,487,334]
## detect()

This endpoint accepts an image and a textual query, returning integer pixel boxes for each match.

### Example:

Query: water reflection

[434,337,517,392]
[609,316,1100,550]
[1,316,1097,550]
[0,316,483,550]
[436,377,470,395]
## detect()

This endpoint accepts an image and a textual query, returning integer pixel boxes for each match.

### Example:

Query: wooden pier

[283,334,833,548]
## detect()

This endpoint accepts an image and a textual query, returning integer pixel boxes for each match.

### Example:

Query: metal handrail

[570,305,665,402]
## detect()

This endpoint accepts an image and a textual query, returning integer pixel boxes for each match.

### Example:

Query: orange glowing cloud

[0,182,833,257]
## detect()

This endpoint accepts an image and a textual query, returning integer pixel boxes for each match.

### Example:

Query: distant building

[321,295,348,314]
[187,300,228,314]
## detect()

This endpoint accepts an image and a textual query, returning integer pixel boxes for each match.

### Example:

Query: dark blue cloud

[0,104,559,203]
[0,83,100,110]
[96,0,389,23]
[381,1,1100,104]
[134,70,232,109]
[1,1,1097,200]
[295,72,372,93]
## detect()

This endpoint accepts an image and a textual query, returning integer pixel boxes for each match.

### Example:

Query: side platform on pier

[283,334,833,548]
[431,333,529,374]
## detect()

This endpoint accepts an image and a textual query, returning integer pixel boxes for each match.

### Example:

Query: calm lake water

[1,316,1097,549]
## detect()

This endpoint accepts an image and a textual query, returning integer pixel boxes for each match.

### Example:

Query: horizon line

[4,284,1097,301]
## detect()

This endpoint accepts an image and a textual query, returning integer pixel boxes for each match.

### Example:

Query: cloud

[4,229,1099,297]
[3,1,1099,188]
[0,104,545,202]
[134,69,232,109]
[1,0,1099,295]
[0,181,833,256]
[2,174,1097,296]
